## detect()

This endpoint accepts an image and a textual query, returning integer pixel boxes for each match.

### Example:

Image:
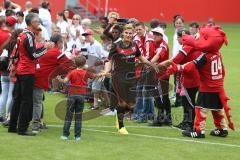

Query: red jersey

[154,40,169,80]
[0,29,11,52]
[34,48,69,90]
[67,69,95,95]
[191,52,224,92]
[16,29,47,75]
[172,45,201,88]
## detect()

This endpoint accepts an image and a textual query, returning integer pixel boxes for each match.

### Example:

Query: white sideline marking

[48,124,240,148]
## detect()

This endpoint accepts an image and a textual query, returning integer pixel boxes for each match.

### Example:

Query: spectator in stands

[30,8,50,41]
[69,14,84,40]
[39,1,52,36]
[15,11,27,29]
[0,29,23,126]
[0,0,21,16]
[171,15,184,107]
[23,1,33,17]
[189,21,200,36]
[81,18,92,30]
[83,29,109,110]
[0,16,17,123]
[56,12,69,34]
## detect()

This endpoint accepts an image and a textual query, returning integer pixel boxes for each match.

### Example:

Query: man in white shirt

[39,1,52,36]
[15,11,27,29]
[23,1,33,18]
[82,29,110,110]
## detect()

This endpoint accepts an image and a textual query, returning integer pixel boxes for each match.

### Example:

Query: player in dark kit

[100,24,159,134]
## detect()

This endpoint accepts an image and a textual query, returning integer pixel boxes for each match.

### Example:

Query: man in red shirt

[8,13,54,136]
[150,27,171,126]
[133,22,155,122]
[32,34,69,133]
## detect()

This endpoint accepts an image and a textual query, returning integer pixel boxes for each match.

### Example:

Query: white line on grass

[48,124,240,148]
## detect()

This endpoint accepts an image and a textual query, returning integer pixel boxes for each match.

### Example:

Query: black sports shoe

[18,132,36,136]
[149,120,164,127]
[210,129,228,137]
[174,122,184,128]
[182,130,205,138]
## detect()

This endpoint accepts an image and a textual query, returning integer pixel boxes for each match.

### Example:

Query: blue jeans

[63,95,84,138]
[143,97,154,120]
[0,76,14,117]
[134,83,144,120]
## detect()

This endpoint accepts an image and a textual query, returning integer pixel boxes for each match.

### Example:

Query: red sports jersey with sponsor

[192,53,224,92]
[154,40,169,80]
[172,45,201,88]
[34,48,69,90]
[67,69,95,95]
[16,29,47,75]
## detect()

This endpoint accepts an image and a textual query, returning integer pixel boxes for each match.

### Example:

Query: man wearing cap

[150,27,171,126]
[8,13,54,136]
[82,29,109,110]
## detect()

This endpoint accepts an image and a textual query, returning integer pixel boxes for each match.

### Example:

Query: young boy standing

[57,56,95,140]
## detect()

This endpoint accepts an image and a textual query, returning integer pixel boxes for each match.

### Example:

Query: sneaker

[118,127,129,135]
[2,120,9,127]
[210,129,228,137]
[173,122,184,129]
[40,123,48,129]
[182,130,205,138]
[75,137,81,141]
[0,116,5,123]
[149,120,164,127]
[60,135,69,140]
[32,123,41,134]
[18,131,36,136]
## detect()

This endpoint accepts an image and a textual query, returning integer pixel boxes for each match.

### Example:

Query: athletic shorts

[196,92,223,110]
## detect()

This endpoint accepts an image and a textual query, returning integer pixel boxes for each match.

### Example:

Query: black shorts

[112,72,136,104]
[196,92,223,110]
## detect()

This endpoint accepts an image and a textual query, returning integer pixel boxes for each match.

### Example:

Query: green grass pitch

[0,23,240,160]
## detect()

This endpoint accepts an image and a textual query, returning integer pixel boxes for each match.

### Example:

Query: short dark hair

[150,19,160,29]
[159,22,167,29]
[16,11,24,17]
[135,22,145,28]
[41,2,50,9]
[4,1,11,9]
[25,13,39,26]
[58,12,67,22]
[50,34,62,44]
[5,9,15,16]
[30,8,39,14]
[173,15,184,25]
[189,21,199,28]
[112,25,122,33]
[74,56,86,67]
[177,28,190,37]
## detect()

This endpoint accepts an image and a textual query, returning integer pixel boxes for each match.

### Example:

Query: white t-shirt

[172,30,182,58]
[40,25,50,41]
[15,22,27,29]
[87,40,107,59]
[69,25,84,39]
[56,21,69,34]
[39,8,51,22]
